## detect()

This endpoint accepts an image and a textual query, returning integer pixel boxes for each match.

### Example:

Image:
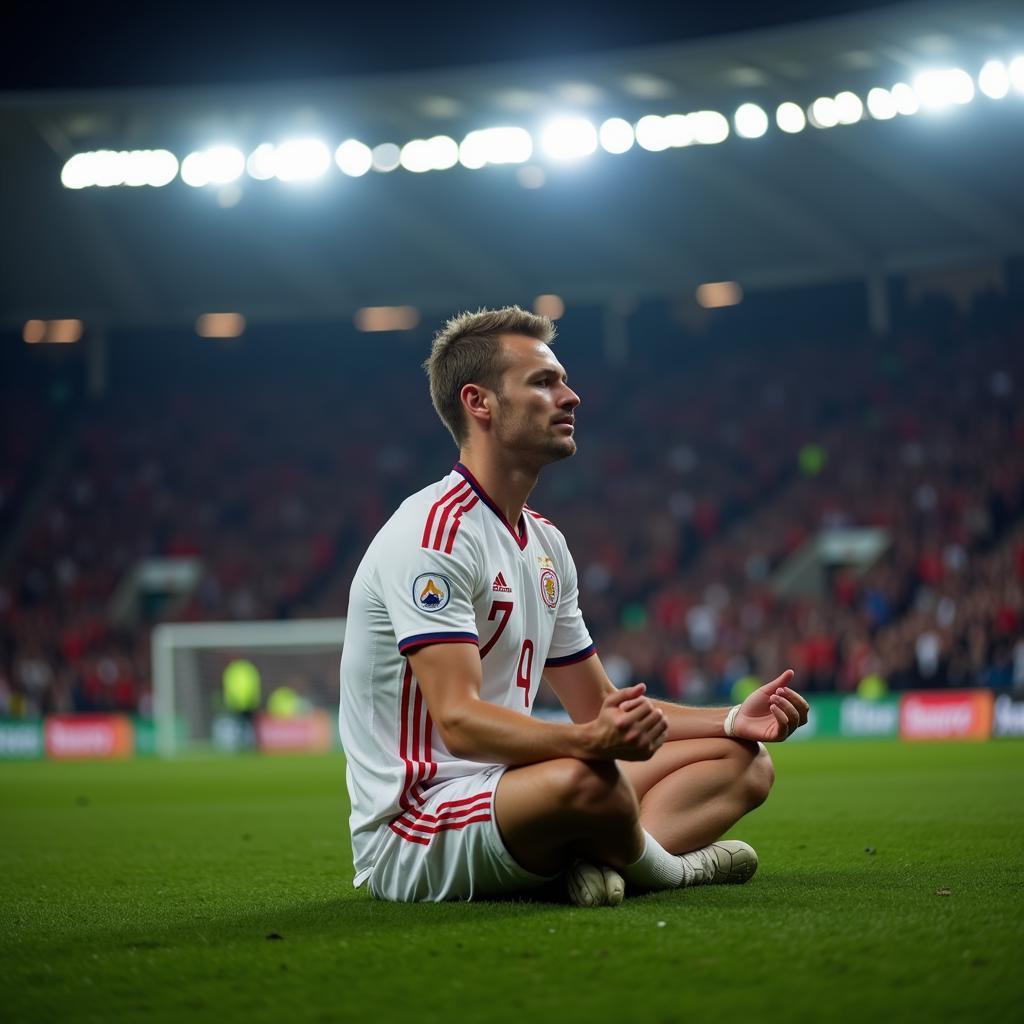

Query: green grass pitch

[2,740,1022,1024]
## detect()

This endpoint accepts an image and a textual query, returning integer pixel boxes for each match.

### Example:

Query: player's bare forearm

[437,695,594,765]
[652,699,730,740]
[408,642,661,766]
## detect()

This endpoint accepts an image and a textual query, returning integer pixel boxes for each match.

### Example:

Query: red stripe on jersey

[399,793,492,824]
[394,814,492,837]
[422,479,470,548]
[389,820,430,845]
[424,712,437,784]
[396,799,492,830]
[443,495,479,554]
[524,505,555,526]
[398,664,414,809]
[436,790,494,812]
[431,483,472,550]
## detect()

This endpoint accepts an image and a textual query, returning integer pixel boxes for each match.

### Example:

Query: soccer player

[339,306,809,904]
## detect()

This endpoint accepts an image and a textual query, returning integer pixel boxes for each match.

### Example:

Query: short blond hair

[423,306,556,446]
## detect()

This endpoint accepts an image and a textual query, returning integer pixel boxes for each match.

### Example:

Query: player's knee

[554,759,636,822]
[744,743,775,809]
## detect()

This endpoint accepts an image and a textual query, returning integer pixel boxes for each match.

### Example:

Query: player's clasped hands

[588,683,667,761]
[733,670,810,742]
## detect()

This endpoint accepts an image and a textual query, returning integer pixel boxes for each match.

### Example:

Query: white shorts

[365,764,557,902]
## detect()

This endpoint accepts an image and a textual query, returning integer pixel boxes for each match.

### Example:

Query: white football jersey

[339,462,594,885]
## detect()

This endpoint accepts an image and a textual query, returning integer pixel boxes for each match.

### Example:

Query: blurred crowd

[1,296,1022,718]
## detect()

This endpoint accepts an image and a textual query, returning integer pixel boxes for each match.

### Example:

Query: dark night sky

[4,1,910,92]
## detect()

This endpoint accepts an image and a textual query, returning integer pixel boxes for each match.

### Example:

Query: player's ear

[461,383,492,426]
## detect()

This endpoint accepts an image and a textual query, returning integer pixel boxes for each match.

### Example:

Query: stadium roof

[2,0,1023,330]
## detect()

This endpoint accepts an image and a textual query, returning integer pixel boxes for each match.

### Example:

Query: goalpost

[151,618,346,756]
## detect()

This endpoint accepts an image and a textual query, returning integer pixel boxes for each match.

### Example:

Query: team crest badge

[539,567,559,608]
[412,573,452,612]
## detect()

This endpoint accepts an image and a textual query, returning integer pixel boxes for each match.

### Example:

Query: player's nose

[560,383,581,409]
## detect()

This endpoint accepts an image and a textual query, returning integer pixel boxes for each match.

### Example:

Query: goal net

[151,619,346,756]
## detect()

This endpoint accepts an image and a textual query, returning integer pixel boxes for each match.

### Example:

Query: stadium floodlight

[664,114,693,147]
[399,138,434,173]
[95,150,129,187]
[809,97,839,128]
[539,117,598,160]
[598,117,634,154]
[834,91,864,124]
[775,101,806,133]
[371,143,402,172]
[890,82,920,115]
[1010,56,1024,94]
[635,115,671,151]
[246,143,277,180]
[272,138,331,181]
[60,149,178,189]
[978,60,1010,99]
[689,110,729,144]
[912,68,975,109]
[866,87,898,119]
[181,146,245,188]
[458,127,532,169]
[335,140,373,176]
[734,103,768,139]
[426,135,459,170]
[60,153,91,189]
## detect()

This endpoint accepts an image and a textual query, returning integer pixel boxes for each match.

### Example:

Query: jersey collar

[453,462,528,551]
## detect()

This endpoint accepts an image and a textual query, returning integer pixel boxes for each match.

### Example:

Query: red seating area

[1,304,1022,716]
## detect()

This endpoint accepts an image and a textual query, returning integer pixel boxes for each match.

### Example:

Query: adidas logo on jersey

[492,572,512,593]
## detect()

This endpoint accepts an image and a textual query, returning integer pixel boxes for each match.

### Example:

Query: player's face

[492,334,581,464]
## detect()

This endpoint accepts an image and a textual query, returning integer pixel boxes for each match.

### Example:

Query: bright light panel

[913,68,975,109]
[734,103,768,139]
[61,150,178,189]
[776,102,806,134]
[1009,56,1024,93]
[181,146,245,188]
[834,91,864,124]
[246,143,276,181]
[458,127,532,169]
[809,97,839,129]
[635,115,670,152]
[890,82,920,115]
[335,140,373,176]
[272,139,330,181]
[689,111,729,144]
[399,135,459,173]
[866,87,898,119]
[664,114,692,147]
[371,143,401,172]
[539,117,598,160]
[599,117,634,154]
[978,60,1010,99]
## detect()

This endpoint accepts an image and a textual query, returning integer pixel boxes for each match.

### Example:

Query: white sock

[620,830,690,890]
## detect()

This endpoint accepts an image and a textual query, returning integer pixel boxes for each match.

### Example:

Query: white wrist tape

[724,704,741,738]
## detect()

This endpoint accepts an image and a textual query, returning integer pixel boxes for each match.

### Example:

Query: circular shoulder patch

[539,567,560,608]
[412,573,452,613]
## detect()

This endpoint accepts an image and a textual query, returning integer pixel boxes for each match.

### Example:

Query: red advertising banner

[255,711,332,754]
[44,715,134,760]
[899,690,993,741]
